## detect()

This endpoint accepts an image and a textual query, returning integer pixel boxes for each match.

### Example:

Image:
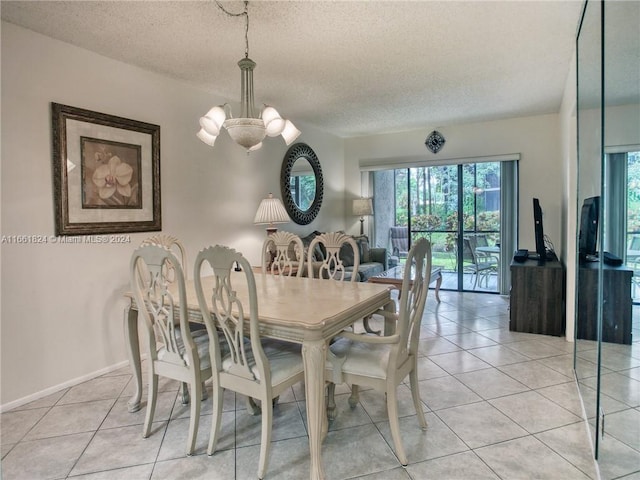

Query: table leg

[383,299,396,336]
[302,338,327,480]
[124,306,143,413]
[435,271,442,303]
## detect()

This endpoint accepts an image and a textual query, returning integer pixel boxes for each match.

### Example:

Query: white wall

[0,22,345,407]
[344,115,565,258]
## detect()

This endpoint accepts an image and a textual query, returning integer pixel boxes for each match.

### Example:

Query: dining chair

[129,244,212,456]
[326,237,432,466]
[261,230,304,277]
[140,233,189,280]
[194,245,305,480]
[139,234,206,406]
[307,231,360,282]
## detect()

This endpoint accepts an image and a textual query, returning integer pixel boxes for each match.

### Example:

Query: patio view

[373,162,506,294]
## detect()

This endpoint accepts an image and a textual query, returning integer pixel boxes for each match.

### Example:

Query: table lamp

[352,197,374,236]
[254,193,290,234]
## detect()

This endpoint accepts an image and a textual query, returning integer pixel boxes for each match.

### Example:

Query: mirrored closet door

[575,1,640,477]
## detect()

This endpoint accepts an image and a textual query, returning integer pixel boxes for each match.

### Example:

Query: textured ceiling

[1,0,585,138]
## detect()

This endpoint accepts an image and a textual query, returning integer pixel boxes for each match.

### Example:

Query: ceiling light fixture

[197,1,300,153]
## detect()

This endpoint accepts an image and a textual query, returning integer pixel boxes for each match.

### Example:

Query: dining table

[124,271,393,480]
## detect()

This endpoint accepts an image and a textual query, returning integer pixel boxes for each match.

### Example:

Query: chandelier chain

[216,1,250,58]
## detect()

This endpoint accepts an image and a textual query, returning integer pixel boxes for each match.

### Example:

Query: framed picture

[51,103,161,235]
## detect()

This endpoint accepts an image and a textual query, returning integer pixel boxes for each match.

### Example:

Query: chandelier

[197,1,300,153]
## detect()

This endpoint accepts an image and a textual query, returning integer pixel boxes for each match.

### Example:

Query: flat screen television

[533,198,546,260]
[579,196,600,259]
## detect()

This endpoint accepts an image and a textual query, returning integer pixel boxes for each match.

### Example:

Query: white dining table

[124,272,393,480]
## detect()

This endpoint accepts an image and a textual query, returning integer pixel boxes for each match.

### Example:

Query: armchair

[325,238,432,466]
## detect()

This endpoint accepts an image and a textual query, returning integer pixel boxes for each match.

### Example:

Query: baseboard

[1,358,133,413]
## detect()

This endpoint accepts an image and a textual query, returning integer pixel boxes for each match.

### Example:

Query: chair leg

[180,382,190,405]
[257,394,273,480]
[185,379,201,456]
[143,372,158,439]
[326,382,337,421]
[348,385,360,408]
[207,383,224,456]
[246,396,261,415]
[201,381,208,401]
[409,365,428,430]
[386,386,408,466]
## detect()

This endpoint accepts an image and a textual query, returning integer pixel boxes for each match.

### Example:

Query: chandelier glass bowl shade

[197,2,300,152]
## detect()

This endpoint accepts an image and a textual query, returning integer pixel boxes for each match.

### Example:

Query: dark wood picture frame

[51,103,161,235]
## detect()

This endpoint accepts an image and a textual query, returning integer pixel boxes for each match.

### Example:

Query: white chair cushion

[327,337,391,380]
[221,338,303,384]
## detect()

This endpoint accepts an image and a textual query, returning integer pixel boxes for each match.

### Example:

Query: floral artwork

[51,102,160,235]
[81,138,142,208]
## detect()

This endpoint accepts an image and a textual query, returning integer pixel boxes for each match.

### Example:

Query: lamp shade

[254,193,290,228]
[352,198,374,217]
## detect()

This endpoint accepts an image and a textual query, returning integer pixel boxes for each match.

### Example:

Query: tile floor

[2,291,633,480]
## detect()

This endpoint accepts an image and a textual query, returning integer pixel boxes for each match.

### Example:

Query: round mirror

[280,143,323,225]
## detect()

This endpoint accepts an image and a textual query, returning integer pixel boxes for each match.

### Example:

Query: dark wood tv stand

[577,262,633,344]
[509,258,565,336]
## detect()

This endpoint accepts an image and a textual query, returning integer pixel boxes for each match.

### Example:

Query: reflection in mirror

[289,157,316,211]
[575,0,602,438]
[576,0,640,475]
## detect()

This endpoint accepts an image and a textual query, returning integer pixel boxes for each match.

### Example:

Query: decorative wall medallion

[425,130,445,154]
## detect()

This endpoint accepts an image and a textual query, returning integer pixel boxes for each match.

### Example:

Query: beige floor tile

[418,376,482,411]
[498,359,572,389]
[152,450,234,480]
[25,399,114,440]
[429,350,492,375]
[535,422,600,479]
[376,411,469,463]
[489,390,583,433]
[67,464,154,479]
[454,367,529,399]
[0,407,49,445]
[467,343,530,367]
[70,423,165,476]
[2,432,93,480]
[475,435,592,479]
[436,402,528,448]
[406,450,500,479]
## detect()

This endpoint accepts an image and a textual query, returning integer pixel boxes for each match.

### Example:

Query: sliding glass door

[373,160,516,294]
